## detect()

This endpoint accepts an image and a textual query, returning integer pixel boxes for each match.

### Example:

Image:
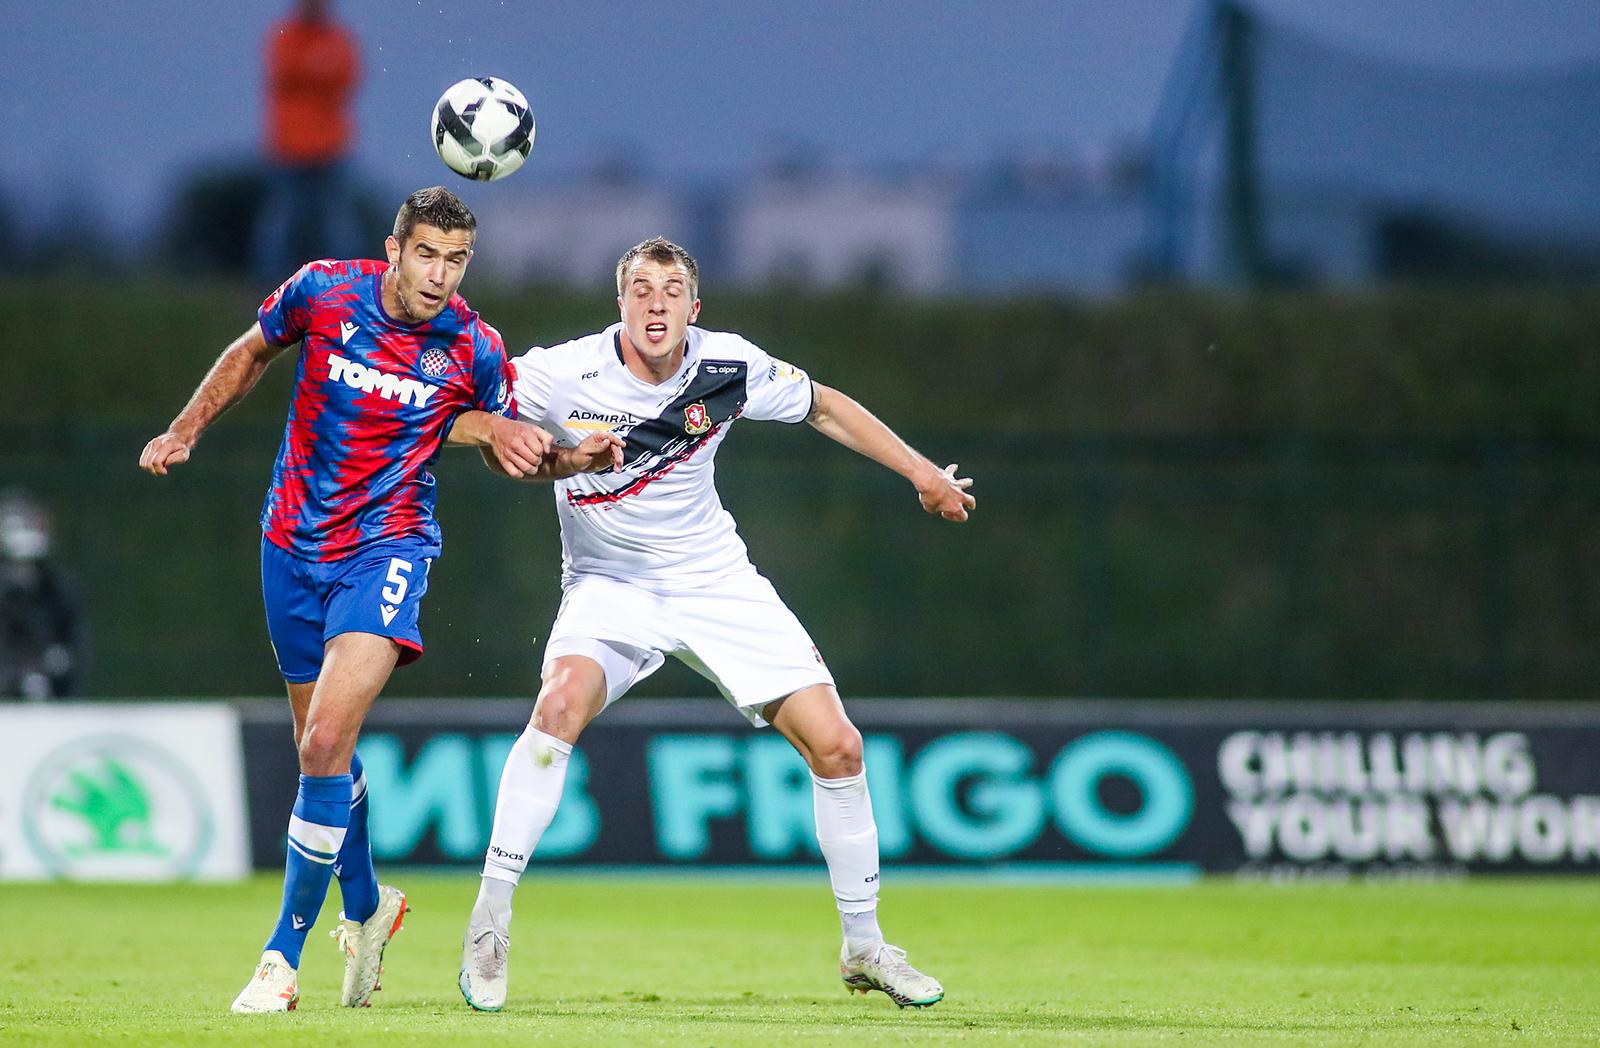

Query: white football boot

[458,925,511,1012]
[230,950,299,1013]
[840,942,945,1008]
[329,884,408,1007]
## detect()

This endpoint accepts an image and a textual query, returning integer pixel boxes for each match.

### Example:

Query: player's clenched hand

[562,432,626,474]
[486,416,554,478]
[916,462,976,522]
[139,432,193,476]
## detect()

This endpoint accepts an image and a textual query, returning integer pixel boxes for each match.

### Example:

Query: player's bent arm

[536,432,626,480]
[138,322,287,476]
[470,432,622,482]
[447,410,554,479]
[806,381,976,522]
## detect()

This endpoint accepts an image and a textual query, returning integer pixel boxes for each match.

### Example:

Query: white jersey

[510,323,815,588]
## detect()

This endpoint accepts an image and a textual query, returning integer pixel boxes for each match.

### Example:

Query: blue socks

[262,752,382,966]
[264,773,352,968]
[336,752,381,924]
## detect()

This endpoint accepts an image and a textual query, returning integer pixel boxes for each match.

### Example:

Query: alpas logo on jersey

[326,352,440,407]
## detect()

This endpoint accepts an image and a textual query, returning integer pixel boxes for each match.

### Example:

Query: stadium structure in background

[1145,0,1600,289]
[150,4,1600,295]
[465,0,1600,294]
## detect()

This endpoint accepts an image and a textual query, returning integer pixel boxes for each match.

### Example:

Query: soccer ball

[431,77,536,182]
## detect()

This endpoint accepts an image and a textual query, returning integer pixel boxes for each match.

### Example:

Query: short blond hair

[615,237,699,298]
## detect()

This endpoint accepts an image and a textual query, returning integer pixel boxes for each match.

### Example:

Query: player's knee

[807,722,863,779]
[297,721,353,775]
[531,686,595,744]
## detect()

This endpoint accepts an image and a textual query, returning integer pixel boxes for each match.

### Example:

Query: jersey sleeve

[466,320,518,419]
[509,347,559,429]
[256,263,322,346]
[739,337,815,423]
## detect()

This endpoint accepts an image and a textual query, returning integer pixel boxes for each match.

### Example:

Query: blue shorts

[261,536,435,684]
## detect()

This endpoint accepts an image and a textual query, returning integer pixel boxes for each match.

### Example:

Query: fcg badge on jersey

[684,401,711,435]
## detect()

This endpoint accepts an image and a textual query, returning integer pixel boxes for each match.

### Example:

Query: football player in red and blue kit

[139,186,621,1013]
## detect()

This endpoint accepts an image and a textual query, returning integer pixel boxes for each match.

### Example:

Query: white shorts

[542,570,835,726]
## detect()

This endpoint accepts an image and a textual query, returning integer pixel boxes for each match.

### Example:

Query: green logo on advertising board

[49,755,167,858]
[22,736,213,880]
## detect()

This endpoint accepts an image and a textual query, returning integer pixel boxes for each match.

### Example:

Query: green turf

[1,873,1596,1046]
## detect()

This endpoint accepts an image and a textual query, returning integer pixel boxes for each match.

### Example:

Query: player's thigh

[546,575,674,657]
[670,572,834,727]
[324,542,435,667]
[299,630,399,774]
[765,684,863,778]
[261,538,326,686]
[543,576,670,710]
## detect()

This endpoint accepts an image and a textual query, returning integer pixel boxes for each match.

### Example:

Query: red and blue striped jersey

[256,258,517,561]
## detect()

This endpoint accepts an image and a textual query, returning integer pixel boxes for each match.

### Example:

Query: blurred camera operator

[0,489,81,700]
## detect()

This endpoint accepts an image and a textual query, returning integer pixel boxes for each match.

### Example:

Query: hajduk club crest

[419,349,451,378]
[684,402,711,435]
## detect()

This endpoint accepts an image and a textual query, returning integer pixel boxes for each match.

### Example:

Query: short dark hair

[392,186,477,247]
[616,237,699,298]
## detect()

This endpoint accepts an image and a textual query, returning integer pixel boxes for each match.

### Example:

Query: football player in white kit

[459,238,975,1012]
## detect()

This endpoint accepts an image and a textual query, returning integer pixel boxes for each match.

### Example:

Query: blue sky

[2,1,1596,245]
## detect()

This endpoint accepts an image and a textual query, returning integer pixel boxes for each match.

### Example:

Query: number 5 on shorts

[382,558,413,604]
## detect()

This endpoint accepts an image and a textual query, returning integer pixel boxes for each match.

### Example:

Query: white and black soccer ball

[431,77,535,182]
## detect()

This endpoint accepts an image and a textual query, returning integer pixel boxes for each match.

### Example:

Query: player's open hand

[139,432,193,476]
[487,416,555,478]
[916,462,976,522]
[565,432,626,474]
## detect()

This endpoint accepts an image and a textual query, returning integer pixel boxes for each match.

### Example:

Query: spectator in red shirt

[254,0,363,281]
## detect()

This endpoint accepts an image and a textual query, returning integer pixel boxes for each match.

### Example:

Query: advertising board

[0,703,251,881]
[239,699,1600,878]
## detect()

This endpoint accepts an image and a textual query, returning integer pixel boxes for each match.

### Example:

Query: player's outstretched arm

[806,382,976,522]
[537,432,626,479]
[451,414,621,482]
[139,322,288,476]
[447,411,556,479]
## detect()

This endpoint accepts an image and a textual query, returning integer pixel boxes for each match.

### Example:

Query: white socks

[473,736,886,953]
[473,874,516,936]
[476,727,573,925]
[812,769,884,954]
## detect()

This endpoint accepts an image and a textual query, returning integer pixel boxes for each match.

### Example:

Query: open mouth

[645,322,669,341]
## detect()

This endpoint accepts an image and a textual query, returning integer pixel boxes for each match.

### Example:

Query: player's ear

[689,299,701,324]
[385,235,401,265]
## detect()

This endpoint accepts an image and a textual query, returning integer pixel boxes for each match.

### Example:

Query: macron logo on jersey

[326,352,441,407]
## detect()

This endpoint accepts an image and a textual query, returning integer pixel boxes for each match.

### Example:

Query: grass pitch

[1,873,1596,1046]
